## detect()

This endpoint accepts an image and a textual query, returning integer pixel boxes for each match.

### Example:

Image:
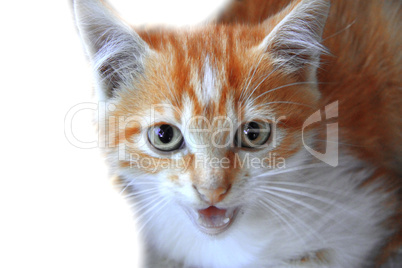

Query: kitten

[72,0,401,267]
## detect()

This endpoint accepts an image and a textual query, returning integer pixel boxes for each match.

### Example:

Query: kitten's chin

[185,206,239,235]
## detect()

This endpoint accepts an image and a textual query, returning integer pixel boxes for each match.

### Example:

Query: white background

[1,0,226,267]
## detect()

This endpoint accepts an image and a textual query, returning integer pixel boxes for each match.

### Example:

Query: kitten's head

[74,0,329,247]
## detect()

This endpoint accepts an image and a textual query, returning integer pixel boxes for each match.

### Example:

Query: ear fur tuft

[73,0,150,99]
[260,0,330,77]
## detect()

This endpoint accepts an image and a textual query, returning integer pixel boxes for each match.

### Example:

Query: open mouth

[186,206,239,235]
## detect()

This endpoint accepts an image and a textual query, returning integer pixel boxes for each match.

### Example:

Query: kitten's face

[106,26,320,236]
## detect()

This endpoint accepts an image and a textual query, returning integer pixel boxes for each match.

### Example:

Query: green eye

[148,124,184,151]
[234,121,271,148]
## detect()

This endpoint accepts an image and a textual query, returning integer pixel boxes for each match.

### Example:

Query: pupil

[157,125,173,143]
[244,122,260,141]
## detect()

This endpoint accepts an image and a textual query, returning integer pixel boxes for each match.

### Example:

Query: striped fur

[73,0,401,267]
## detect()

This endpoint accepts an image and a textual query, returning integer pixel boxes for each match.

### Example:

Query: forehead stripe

[201,56,220,105]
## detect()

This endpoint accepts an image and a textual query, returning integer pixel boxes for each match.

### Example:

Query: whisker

[254,163,326,178]
[261,195,326,244]
[135,194,165,217]
[322,20,356,42]
[123,181,161,187]
[119,181,135,195]
[243,45,329,108]
[137,198,169,234]
[117,181,160,194]
[263,185,364,218]
[243,67,278,106]
[263,180,346,197]
[240,53,265,102]
[262,186,336,208]
[129,199,160,214]
[257,187,337,224]
[125,187,160,198]
[258,186,363,230]
[257,199,307,244]
[253,100,316,110]
[252,81,319,103]
[310,138,368,148]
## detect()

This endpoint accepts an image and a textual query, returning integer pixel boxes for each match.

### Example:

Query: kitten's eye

[234,121,271,148]
[148,124,184,152]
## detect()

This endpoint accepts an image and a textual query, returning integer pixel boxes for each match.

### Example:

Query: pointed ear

[73,0,150,99]
[259,0,330,79]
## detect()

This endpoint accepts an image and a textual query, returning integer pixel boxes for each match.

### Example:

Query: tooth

[223,217,230,224]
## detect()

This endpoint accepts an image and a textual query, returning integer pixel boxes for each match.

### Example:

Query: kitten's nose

[194,184,231,204]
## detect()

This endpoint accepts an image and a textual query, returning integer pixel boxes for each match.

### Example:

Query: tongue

[198,206,227,217]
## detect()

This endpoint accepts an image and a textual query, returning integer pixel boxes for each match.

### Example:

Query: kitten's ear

[259,0,330,79]
[73,0,150,99]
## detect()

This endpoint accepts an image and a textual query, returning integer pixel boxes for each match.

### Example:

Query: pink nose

[194,185,231,204]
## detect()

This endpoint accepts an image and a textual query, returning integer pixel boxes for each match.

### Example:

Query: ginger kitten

[73,0,401,267]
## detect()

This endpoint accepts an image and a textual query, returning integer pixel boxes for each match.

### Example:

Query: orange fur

[217,0,402,176]
[73,0,401,266]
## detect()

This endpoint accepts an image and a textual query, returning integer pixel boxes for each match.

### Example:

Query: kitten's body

[73,0,401,267]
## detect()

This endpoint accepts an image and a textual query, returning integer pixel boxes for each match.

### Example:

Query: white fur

[192,56,221,106]
[122,148,391,268]
[202,56,219,104]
